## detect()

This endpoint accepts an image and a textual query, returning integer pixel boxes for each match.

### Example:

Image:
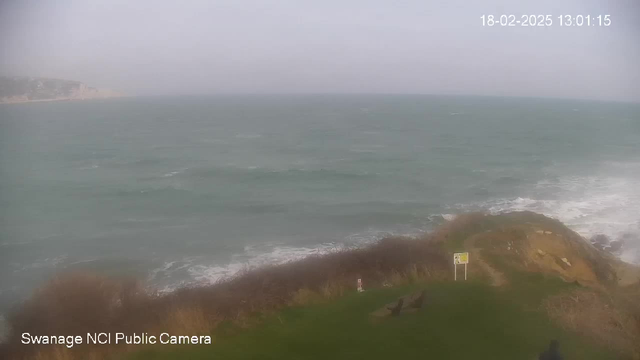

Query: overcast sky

[1,0,639,101]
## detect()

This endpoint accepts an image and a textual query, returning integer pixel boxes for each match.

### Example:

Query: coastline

[0,76,125,104]
[0,95,125,105]
[1,212,638,360]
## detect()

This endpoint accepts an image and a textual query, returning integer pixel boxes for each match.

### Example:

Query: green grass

[483,251,583,304]
[128,281,617,360]
[127,212,624,359]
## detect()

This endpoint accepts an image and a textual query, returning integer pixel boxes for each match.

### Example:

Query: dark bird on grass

[539,340,563,360]
[387,298,404,317]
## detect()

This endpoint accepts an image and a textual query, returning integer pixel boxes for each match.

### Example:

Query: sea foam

[456,172,640,264]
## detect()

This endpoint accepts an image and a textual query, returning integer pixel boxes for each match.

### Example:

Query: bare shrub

[2,235,448,360]
[543,289,640,357]
[289,288,321,306]
[428,212,487,244]
[162,306,216,336]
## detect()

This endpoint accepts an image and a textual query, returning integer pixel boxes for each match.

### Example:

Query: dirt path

[464,234,507,287]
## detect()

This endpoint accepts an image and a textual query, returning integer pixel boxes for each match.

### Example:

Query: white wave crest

[150,229,418,292]
[441,214,457,221]
[162,168,188,177]
[456,173,640,264]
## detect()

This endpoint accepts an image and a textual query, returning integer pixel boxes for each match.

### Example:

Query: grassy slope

[129,280,616,360]
[128,213,628,359]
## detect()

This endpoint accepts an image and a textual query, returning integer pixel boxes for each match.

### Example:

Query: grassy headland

[2,211,639,359]
[129,281,615,360]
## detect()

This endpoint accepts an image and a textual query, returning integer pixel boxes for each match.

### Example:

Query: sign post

[453,252,469,281]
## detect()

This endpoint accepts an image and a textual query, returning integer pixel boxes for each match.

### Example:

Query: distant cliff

[0,76,123,104]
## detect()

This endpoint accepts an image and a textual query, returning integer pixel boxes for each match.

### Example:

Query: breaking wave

[454,171,640,264]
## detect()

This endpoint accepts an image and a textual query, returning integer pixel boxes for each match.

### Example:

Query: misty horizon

[1,0,639,102]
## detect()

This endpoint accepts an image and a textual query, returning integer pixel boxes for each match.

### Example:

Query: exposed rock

[590,234,611,251]
[590,234,627,254]
[561,258,572,267]
[608,240,624,253]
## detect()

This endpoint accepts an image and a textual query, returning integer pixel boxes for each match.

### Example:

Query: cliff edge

[0,76,123,104]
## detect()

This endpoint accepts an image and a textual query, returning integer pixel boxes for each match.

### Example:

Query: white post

[454,264,457,281]
[465,263,467,280]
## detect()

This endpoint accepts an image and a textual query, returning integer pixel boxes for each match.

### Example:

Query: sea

[1,95,639,321]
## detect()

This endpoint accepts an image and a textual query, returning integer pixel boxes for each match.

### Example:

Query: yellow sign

[453,252,469,265]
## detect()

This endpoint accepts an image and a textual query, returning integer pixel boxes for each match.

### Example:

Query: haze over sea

[1,95,639,314]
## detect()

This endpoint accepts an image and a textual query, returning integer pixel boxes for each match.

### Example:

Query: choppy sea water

[1,95,639,315]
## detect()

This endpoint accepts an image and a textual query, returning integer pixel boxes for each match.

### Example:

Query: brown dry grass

[543,288,640,357]
[428,212,488,246]
[161,306,216,336]
[1,235,448,360]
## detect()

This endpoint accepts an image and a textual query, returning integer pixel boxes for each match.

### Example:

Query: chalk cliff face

[0,76,123,103]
